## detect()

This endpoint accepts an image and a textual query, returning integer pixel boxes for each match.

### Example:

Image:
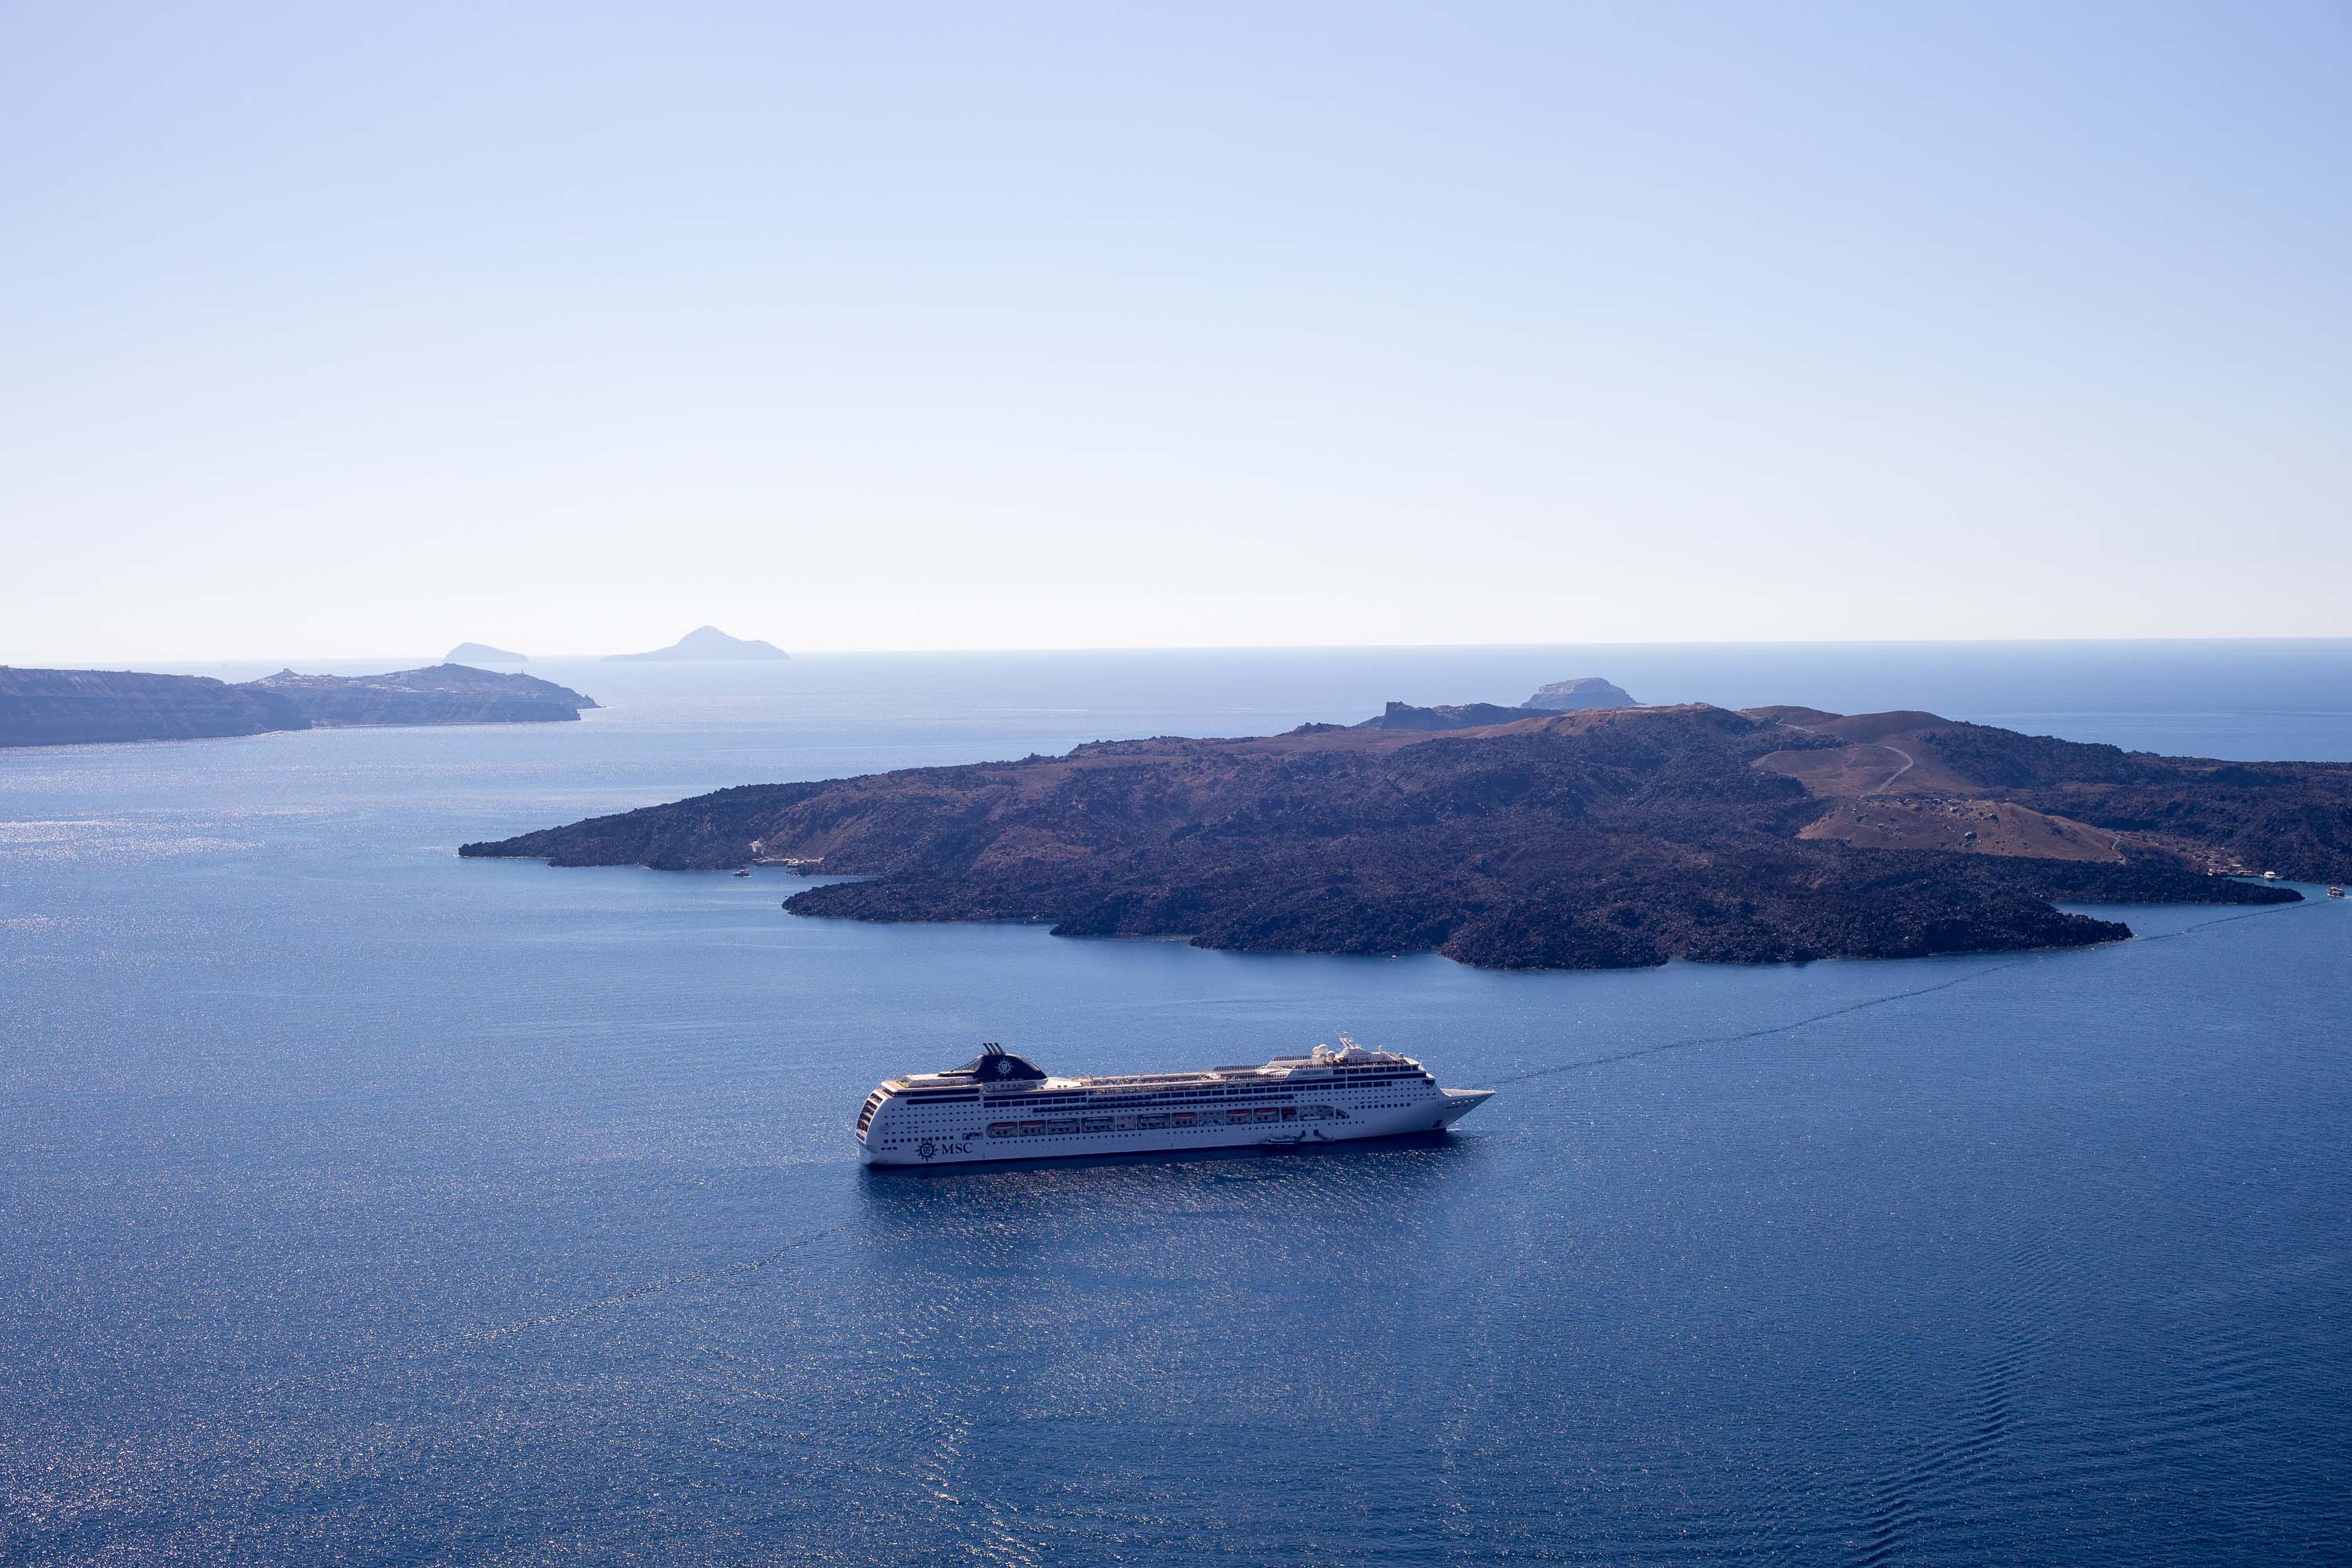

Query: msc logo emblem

[917,1139,938,1160]
[993,1058,1015,1078]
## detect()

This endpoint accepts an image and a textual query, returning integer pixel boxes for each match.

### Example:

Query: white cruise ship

[855,1038,1495,1166]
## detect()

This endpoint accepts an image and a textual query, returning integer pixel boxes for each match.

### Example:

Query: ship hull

[859,1087,1491,1167]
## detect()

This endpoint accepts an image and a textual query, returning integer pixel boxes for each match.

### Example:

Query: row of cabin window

[975,1083,1410,1113]
[977,1105,1348,1138]
[975,1073,1418,1108]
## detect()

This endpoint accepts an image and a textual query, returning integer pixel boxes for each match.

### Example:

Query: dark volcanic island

[461,702,2349,971]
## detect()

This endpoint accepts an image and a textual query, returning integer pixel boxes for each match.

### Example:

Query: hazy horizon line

[16,631,2352,672]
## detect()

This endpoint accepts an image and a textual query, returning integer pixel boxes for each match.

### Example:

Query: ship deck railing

[894,1058,1423,1094]
[1058,1067,1326,1089]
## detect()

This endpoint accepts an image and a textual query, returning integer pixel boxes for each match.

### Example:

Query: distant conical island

[1523,677,1637,710]
[604,626,790,662]
[447,642,528,665]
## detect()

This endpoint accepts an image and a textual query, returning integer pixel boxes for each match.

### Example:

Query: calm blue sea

[3,642,2349,1566]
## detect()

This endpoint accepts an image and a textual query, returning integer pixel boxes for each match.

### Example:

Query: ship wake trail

[2139,897,2325,942]
[1493,961,2027,1086]
[1498,892,2319,1087]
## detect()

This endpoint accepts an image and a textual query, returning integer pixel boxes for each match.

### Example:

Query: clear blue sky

[4,2,2347,662]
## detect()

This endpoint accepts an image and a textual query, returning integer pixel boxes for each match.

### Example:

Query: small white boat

[731,868,751,877]
[2262,870,2280,881]
[2329,886,2346,899]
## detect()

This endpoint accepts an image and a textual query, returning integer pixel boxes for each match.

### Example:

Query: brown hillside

[462,701,2345,971]
[1798,797,2125,862]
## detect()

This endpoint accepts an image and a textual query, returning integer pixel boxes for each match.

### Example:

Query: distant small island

[1525,677,1637,710]
[463,699,2347,971]
[1,664,597,748]
[604,626,789,662]
[447,642,528,665]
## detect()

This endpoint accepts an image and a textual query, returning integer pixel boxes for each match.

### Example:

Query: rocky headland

[0,668,311,746]
[245,665,597,727]
[1348,677,1641,733]
[460,701,2345,971]
[1,664,598,747]
[1355,701,1544,731]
